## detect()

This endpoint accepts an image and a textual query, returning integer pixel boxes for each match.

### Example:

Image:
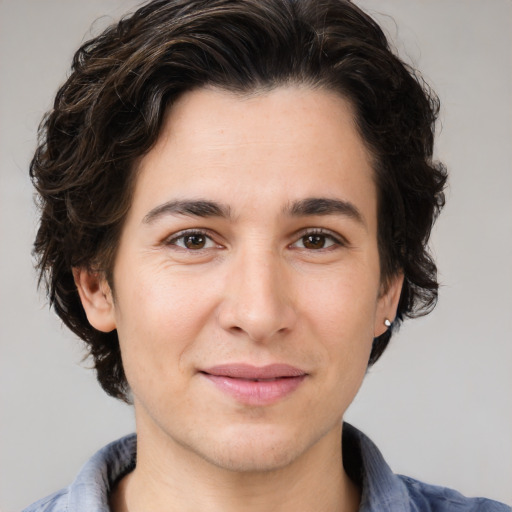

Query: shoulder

[22,489,69,512]
[399,475,512,512]
[22,434,137,512]
[343,423,510,512]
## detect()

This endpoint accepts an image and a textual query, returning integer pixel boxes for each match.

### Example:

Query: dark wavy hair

[31,0,447,401]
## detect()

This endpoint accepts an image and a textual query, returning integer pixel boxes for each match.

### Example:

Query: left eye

[168,232,217,250]
[292,233,339,250]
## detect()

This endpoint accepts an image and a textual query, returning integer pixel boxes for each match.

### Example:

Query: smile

[200,364,308,406]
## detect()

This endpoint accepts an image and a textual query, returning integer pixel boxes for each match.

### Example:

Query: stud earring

[384,318,392,327]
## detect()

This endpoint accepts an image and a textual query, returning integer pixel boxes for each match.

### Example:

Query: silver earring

[384,318,392,327]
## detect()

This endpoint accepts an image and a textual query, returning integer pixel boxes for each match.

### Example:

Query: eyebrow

[142,199,232,224]
[285,197,365,226]
[142,196,365,226]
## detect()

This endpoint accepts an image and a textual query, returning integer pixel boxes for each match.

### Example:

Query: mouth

[199,363,308,405]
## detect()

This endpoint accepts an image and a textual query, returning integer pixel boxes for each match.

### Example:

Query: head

[32,0,446,402]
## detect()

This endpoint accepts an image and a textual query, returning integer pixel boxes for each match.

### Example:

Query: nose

[217,246,297,343]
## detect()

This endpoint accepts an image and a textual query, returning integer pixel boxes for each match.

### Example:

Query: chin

[189,425,309,473]
[204,443,300,473]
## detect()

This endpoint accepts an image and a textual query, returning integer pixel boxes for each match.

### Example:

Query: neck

[110,422,360,512]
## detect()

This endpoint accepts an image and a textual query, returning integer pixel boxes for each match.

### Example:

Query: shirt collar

[65,424,411,511]
[343,423,412,512]
[67,434,136,511]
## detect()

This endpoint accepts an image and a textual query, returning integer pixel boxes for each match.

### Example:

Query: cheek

[298,268,377,386]
[113,264,220,388]
[300,268,379,340]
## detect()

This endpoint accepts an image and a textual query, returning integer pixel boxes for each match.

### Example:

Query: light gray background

[1,1,511,510]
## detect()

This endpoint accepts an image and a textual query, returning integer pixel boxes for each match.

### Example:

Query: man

[23,0,510,510]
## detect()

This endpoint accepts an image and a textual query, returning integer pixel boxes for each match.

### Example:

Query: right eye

[166,231,217,250]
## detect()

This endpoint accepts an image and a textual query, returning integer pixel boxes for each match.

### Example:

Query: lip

[200,364,308,406]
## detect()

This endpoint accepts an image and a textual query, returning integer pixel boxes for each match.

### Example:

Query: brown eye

[183,234,206,249]
[291,231,341,250]
[168,231,216,250]
[302,234,327,249]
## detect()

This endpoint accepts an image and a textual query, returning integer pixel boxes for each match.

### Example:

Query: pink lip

[200,364,307,405]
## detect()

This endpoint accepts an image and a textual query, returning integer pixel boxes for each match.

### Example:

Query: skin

[75,86,403,512]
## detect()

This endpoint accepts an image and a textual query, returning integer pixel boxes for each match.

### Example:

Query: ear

[374,272,404,338]
[73,267,116,333]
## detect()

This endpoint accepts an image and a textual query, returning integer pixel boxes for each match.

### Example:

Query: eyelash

[165,229,219,251]
[290,228,346,251]
[164,228,347,252]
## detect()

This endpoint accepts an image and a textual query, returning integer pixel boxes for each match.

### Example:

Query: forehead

[130,86,377,228]
[155,86,370,165]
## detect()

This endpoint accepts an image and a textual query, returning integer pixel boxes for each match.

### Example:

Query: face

[78,86,402,473]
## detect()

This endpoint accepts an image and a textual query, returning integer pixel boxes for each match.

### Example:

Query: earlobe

[73,267,116,333]
[374,272,404,337]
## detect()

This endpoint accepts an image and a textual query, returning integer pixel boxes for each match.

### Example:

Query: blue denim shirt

[23,424,510,511]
